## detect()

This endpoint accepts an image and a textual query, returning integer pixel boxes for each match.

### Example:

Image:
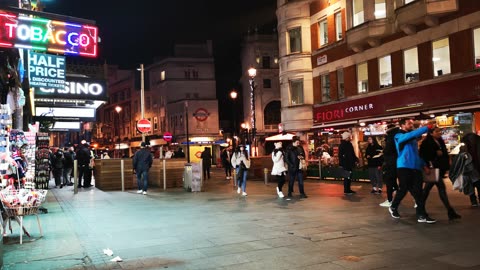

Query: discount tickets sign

[0,10,98,57]
[29,51,66,90]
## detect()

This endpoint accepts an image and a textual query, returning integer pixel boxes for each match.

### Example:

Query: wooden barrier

[94,158,187,191]
[248,156,273,181]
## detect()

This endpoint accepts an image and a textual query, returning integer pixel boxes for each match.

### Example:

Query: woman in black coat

[419,127,460,220]
[365,136,384,194]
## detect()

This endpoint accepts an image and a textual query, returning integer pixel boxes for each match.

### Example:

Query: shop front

[308,73,480,179]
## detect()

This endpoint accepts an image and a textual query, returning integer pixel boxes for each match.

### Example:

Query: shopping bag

[452,174,464,191]
[423,168,439,183]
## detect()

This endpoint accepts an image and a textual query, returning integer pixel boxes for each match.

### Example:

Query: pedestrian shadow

[341,195,364,203]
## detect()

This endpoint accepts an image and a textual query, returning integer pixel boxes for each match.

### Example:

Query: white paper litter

[103,248,113,256]
[110,256,123,262]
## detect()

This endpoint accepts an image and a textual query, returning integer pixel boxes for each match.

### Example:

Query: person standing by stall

[231,145,250,196]
[365,136,384,194]
[271,141,288,198]
[76,141,91,188]
[133,142,153,195]
[379,124,400,207]
[339,132,358,195]
[221,147,232,180]
[201,147,212,180]
[419,127,461,220]
[62,146,74,187]
[388,118,436,223]
[286,136,307,199]
[52,148,64,188]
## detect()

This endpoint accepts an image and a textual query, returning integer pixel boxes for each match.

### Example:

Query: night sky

[45,0,277,124]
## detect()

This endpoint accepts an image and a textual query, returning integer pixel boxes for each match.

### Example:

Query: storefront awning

[265,133,296,141]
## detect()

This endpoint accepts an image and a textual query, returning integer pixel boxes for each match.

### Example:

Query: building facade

[277,0,480,159]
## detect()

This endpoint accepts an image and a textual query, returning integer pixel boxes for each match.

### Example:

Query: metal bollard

[264,168,269,185]
[73,160,78,194]
[232,169,237,187]
[121,159,125,192]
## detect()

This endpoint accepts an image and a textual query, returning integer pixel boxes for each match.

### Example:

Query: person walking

[460,133,480,206]
[419,127,461,220]
[52,148,65,188]
[62,146,74,186]
[76,141,91,188]
[231,145,250,196]
[133,142,153,195]
[365,136,384,194]
[286,136,307,199]
[221,147,232,180]
[271,141,288,198]
[201,147,212,180]
[339,131,358,195]
[379,124,400,207]
[388,118,436,223]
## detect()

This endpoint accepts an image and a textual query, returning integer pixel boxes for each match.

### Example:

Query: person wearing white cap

[339,131,358,195]
[271,141,287,198]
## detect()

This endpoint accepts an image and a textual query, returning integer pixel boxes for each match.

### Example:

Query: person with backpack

[271,141,288,198]
[365,136,384,194]
[62,146,74,187]
[388,118,436,224]
[286,136,308,199]
[379,124,400,207]
[52,148,65,188]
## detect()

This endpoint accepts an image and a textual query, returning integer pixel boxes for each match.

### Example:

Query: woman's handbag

[423,163,439,183]
[299,159,307,170]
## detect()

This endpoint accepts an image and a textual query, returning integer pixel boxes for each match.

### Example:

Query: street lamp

[247,67,257,157]
[137,64,146,143]
[115,106,122,158]
[230,89,238,150]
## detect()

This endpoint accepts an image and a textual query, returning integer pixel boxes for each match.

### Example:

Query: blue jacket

[394,126,428,170]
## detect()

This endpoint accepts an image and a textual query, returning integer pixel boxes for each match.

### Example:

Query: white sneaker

[142,191,147,195]
[278,191,285,198]
[379,200,391,207]
[242,192,248,196]
[237,187,241,194]
[136,190,143,194]
[226,176,231,180]
[414,203,417,208]
[276,187,280,195]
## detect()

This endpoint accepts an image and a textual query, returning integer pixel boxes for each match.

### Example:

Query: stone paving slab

[2,168,480,269]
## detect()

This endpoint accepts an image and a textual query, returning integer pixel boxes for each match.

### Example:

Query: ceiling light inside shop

[432,57,441,62]
[360,122,366,126]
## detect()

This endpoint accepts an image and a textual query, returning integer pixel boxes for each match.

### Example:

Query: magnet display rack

[35,133,50,189]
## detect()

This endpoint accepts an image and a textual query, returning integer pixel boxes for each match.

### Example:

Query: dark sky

[45,1,277,123]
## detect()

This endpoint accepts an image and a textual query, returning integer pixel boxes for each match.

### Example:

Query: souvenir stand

[0,106,47,244]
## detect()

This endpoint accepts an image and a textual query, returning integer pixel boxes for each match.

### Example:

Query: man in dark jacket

[286,136,307,199]
[339,131,358,195]
[379,124,400,207]
[133,142,153,195]
[201,147,212,179]
[76,141,92,188]
[63,146,74,186]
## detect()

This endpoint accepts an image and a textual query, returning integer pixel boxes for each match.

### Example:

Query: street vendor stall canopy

[265,133,296,141]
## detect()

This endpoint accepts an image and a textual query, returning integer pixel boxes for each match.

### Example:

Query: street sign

[163,132,172,142]
[137,119,151,133]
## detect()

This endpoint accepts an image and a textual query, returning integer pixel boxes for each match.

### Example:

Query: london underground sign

[137,119,151,133]
[0,11,98,57]
[163,132,172,142]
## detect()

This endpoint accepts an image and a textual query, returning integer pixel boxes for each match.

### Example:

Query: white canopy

[265,133,296,141]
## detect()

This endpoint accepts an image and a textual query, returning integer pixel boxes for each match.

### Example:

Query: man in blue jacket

[389,118,436,223]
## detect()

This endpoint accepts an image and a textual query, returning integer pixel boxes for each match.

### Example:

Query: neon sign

[0,11,98,57]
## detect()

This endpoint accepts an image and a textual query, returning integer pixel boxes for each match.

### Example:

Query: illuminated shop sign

[0,11,98,57]
[29,51,66,89]
[34,76,107,100]
[34,107,96,121]
[50,121,81,131]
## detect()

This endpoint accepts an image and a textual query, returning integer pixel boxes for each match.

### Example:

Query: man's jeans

[288,169,305,195]
[136,170,149,191]
[63,167,73,184]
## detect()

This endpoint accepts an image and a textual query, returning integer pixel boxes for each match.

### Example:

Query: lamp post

[247,67,257,157]
[230,89,238,150]
[115,106,122,158]
[137,64,146,143]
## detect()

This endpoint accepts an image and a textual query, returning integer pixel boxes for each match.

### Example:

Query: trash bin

[183,163,193,191]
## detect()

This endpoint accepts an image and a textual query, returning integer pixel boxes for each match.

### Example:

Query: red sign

[136,119,151,133]
[0,11,98,57]
[313,73,480,124]
[163,132,172,142]
[193,108,209,122]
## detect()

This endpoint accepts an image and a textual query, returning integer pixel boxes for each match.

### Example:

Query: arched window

[264,101,281,129]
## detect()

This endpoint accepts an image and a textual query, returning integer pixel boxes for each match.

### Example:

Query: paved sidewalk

[2,168,480,270]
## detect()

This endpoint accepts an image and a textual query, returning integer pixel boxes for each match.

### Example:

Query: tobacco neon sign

[0,11,98,57]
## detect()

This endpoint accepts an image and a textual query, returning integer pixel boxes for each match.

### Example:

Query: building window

[263,79,271,88]
[474,28,480,68]
[160,71,165,81]
[262,56,271,69]
[357,62,368,93]
[319,19,328,46]
[154,117,158,131]
[335,12,342,41]
[379,55,392,88]
[432,37,450,77]
[337,69,345,99]
[289,79,304,105]
[146,97,151,110]
[404,47,419,83]
[375,0,386,19]
[288,27,302,53]
[353,0,365,27]
[321,74,330,102]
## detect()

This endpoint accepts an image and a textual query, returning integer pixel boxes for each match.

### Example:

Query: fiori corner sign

[0,10,98,57]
